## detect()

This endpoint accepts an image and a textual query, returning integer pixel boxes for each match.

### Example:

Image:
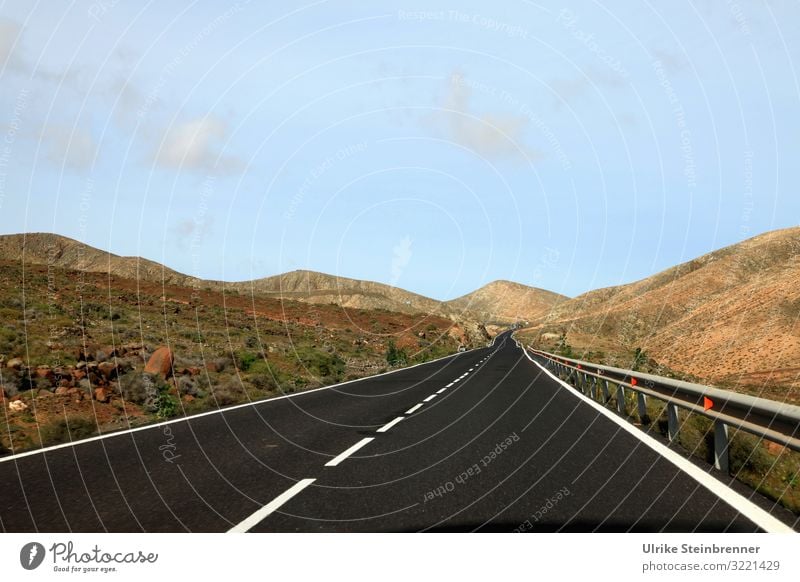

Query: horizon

[1,223,796,302]
[1,2,799,300]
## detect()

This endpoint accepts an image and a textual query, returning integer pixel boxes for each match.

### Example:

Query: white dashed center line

[325,438,375,467]
[377,417,404,433]
[228,478,316,533]
[436,387,448,394]
[423,394,438,402]
[405,403,424,414]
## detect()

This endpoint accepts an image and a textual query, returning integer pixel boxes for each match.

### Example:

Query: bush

[40,417,97,447]
[118,371,159,405]
[385,340,408,367]
[211,375,246,406]
[236,351,258,372]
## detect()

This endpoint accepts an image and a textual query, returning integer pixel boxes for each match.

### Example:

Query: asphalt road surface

[1,331,797,532]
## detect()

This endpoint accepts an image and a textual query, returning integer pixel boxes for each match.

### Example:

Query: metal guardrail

[526,347,800,473]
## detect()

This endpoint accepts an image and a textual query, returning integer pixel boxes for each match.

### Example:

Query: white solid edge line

[423,394,438,402]
[376,417,405,433]
[324,437,375,467]
[0,347,468,465]
[405,403,424,414]
[228,478,316,533]
[523,349,794,533]
[436,387,448,394]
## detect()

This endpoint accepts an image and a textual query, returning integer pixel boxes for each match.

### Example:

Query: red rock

[73,370,86,381]
[58,378,72,388]
[94,387,111,403]
[182,394,195,403]
[34,367,53,380]
[205,361,219,372]
[188,367,201,376]
[97,362,118,381]
[55,386,70,396]
[145,347,174,378]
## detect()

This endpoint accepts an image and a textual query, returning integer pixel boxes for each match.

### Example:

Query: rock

[34,367,53,380]
[73,369,86,381]
[97,362,119,381]
[6,358,24,371]
[8,400,27,412]
[58,378,72,388]
[94,387,111,403]
[76,348,94,362]
[75,361,87,370]
[37,389,54,399]
[182,394,195,403]
[55,386,70,396]
[145,347,174,378]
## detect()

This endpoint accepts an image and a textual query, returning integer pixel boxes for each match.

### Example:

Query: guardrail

[526,347,800,473]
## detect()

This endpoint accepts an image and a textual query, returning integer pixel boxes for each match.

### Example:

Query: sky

[0,0,798,300]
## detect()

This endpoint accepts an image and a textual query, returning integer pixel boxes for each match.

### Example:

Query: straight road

[1,331,797,532]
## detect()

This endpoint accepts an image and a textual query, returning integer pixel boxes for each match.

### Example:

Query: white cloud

[154,117,243,174]
[41,124,97,172]
[424,71,539,162]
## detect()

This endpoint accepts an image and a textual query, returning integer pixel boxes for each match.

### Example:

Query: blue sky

[0,1,798,300]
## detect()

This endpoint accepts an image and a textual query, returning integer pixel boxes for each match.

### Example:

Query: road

[1,331,797,532]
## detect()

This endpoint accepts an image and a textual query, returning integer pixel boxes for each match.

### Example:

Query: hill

[445,280,568,324]
[521,227,800,397]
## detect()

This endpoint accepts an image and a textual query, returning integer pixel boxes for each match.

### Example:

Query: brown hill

[0,234,458,318]
[0,233,203,288]
[446,280,568,324]
[228,270,450,316]
[523,227,800,393]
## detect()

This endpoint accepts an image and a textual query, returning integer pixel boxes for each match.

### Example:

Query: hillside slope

[523,227,800,392]
[446,280,568,324]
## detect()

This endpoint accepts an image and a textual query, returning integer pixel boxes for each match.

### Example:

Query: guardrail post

[601,379,610,403]
[590,376,598,400]
[667,403,679,442]
[616,384,625,415]
[637,392,650,424]
[714,421,729,473]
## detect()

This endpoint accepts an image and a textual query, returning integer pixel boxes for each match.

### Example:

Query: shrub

[236,351,258,372]
[118,371,159,405]
[385,340,408,367]
[210,375,246,406]
[40,417,97,447]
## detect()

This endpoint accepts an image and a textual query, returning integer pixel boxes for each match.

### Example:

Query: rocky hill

[0,233,203,288]
[521,227,800,395]
[228,270,451,316]
[445,280,568,324]
[0,234,460,318]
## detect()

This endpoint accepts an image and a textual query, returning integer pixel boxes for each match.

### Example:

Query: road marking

[228,478,315,533]
[436,387,448,394]
[423,394,438,402]
[325,438,375,467]
[377,417,404,433]
[521,348,794,534]
[446,383,454,388]
[0,348,467,465]
[405,403,424,414]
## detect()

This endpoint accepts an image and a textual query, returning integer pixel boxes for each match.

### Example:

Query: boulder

[145,347,174,378]
[8,400,27,412]
[34,367,53,380]
[94,387,111,403]
[6,358,24,371]
[97,362,119,381]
